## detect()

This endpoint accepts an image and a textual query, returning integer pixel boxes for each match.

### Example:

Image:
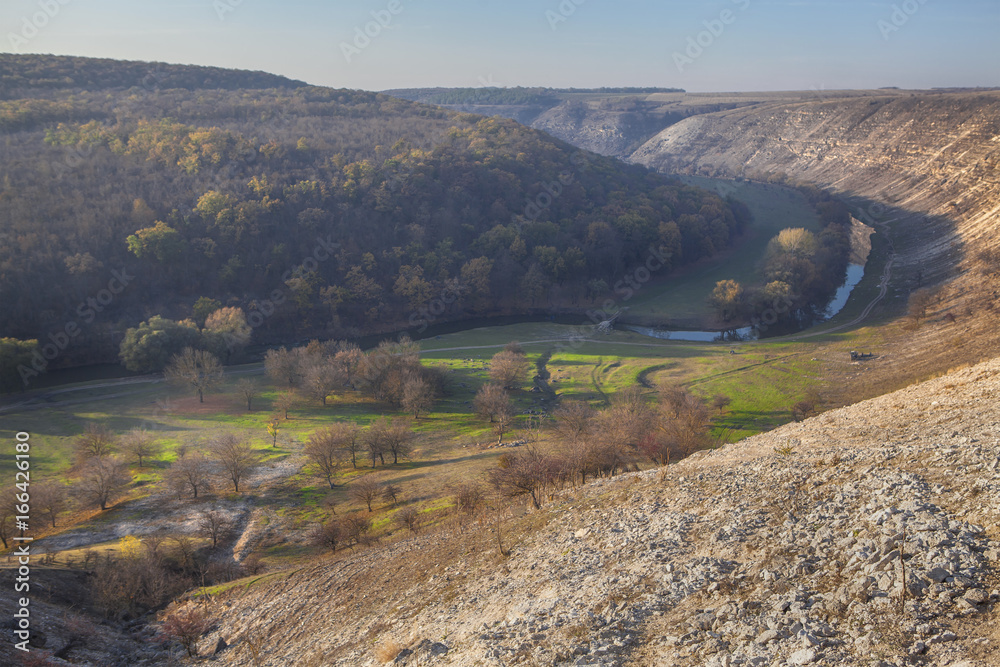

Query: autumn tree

[165,347,224,403]
[120,427,160,467]
[305,427,348,488]
[656,386,711,459]
[166,453,213,499]
[203,306,251,361]
[266,417,280,447]
[348,476,382,512]
[209,433,259,493]
[75,457,131,510]
[235,378,259,411]
[709,279,745,322]
[553,400,595,443]
[488,447,555,510]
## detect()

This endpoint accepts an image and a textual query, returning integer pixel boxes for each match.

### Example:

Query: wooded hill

[0,55,748,375]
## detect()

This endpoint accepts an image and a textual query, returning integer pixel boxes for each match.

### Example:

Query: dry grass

[374,638,404,663]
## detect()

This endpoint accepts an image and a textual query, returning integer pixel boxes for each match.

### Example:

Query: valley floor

[164,357,1000,667]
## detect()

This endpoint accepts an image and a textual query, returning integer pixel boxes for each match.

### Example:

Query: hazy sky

[2,0,997,92]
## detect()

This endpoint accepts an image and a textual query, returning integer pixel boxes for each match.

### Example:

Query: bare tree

[489,348,530,389]
[305,427,347,488]
[209,433,260,493]
[474,383,512,424]
[367,417,414,465]
[553,400,596,443]
[488,447,556,510]
[74,423,117,463]
[75,457,131,510]
[162,608,213,658]
[348,476,382,512]
[264,347,299,387]
[274,390,295,419]
[401,376,434,419]
[311,519,344,552]
[120,427,160,467]
[198,510,231,548]
[396,506,419,533]
[455,483,485,517]
[165,347,224,403]
[658,386,712,459]
[32,481,69,528]
[166,453,213,499]
[301,360,342,406]
[382,483,401,506]
[342,514,373,547]
[236,378,260,411]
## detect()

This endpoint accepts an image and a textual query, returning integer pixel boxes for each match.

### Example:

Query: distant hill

[0,56,744,375]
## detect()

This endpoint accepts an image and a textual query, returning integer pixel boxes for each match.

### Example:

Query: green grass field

[624,177,823,325]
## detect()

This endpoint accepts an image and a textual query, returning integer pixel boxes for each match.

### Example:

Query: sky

[1,0,997,92]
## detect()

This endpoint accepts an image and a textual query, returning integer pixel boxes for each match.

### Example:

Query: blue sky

[2,0,997,91]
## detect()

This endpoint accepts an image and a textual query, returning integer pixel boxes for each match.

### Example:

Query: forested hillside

[0,56,747,377]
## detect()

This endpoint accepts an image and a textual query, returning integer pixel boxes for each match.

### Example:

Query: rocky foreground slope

[175,357,1000,667]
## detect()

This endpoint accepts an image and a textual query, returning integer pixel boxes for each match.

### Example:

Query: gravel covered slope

[193,358,1000,667]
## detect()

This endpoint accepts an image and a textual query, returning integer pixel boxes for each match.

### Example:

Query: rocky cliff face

[629,92,1000,285]
[185,357,1000,667]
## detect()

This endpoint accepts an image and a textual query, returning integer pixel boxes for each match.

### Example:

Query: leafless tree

[199,510,231,548]
[75,457,131,510]
[166,453,213,499]
[209,433,260,493]
[455,483,485,517]
[165,347,224,403]
[32,481,69,527]
[120,427,160,467]
[74,423,117,463]
[273,389,295,419]
[382,483,401,505]
[366,417,414,465]
[162,608,213,658]
[657,386,712,458]
[348,476,382,512]
[236,378,260,411]
[489,347,530,389]
[475,383,512,423]
[342,514,373,547]
[396,506,419,533]
[305,427,348,488]
[264,347,299,387]
[553,400,596,443]
[488,447,557,510]
[401,376,435,419]
[311,519,344,552]
[301,360,343,406]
